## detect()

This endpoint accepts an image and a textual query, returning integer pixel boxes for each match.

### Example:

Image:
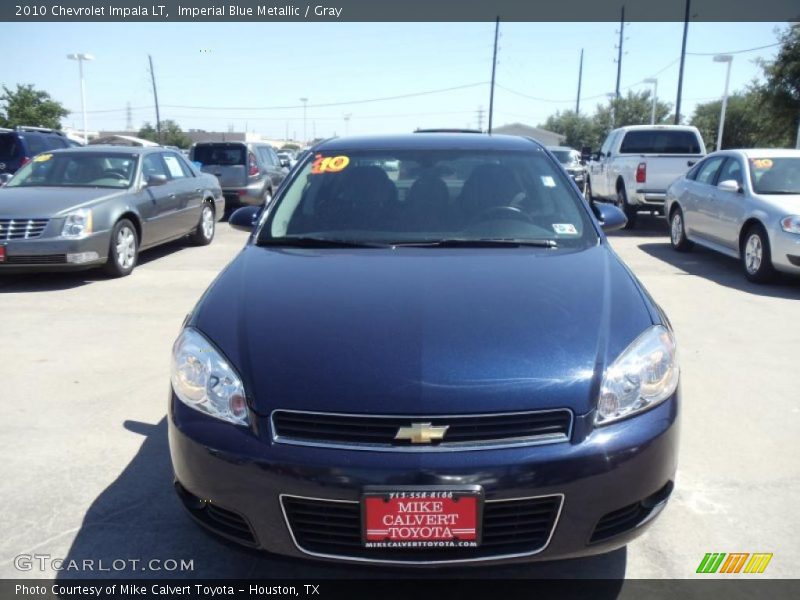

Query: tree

[592,90,672,141]
[0,84,69,129]
[137,119,192,148]
[756,24,800,147]
[541,110,599,150]
[690,91,770,150]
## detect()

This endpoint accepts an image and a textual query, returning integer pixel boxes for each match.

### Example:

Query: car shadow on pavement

[605,212,668,238]
[638,241,800,300]
[56,417,626,589]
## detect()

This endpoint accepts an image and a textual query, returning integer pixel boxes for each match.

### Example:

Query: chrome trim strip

[279,492,565,566]
[270,408,573,452]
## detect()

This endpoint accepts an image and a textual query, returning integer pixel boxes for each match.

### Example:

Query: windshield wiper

[392,238,558,248]
[257,236,391,248]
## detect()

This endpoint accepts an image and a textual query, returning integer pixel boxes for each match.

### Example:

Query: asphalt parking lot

[0,214,798,580]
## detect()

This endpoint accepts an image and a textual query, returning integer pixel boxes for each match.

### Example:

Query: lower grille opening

[4,254,66,265]
[282,494,562,562]
[590,481,673,543]
[175,482,257,546]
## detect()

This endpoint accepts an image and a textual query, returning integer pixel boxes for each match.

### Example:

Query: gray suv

[189,141,287,209]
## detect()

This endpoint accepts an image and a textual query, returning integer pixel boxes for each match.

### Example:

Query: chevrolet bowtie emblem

[394,422,449,444]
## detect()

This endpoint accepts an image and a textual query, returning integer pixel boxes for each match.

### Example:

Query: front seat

[404,173,452,232]
[317,166,399,231]
[458,163,521,224]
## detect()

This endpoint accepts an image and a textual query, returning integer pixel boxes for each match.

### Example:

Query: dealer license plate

[362,487,482,548]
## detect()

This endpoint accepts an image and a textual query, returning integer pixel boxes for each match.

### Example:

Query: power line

[686,42,780,56]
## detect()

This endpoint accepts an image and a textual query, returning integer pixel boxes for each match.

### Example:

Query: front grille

[4,254,66,265]
[281,494,562,563]
[0,218,49,240]
[271,409,572,450]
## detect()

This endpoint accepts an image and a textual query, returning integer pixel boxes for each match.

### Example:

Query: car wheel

[742,225,776,283]
[616,185,637,229]
[104,219,138,277]
[190,201,215,246]
[669,208,693,252]
[263,188,273,206]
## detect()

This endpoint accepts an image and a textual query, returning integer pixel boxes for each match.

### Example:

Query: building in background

[493,123,566,147]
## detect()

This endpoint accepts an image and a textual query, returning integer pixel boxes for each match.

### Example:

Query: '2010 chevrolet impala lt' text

[168,133,679,566]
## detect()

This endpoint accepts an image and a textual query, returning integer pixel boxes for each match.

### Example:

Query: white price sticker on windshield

[541,175,556,187]
[553,223,578,235]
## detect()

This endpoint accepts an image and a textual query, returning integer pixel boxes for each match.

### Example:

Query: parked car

[666,148,800,283]
[276,151,294,169]
[547,146,587,194]
[0,126,73,177]
[168,133,680,566]
[189,141,286,208]
[0,146,224,276]
[587,125,706,228]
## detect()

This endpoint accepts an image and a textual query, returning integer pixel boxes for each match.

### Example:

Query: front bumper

[769,227,800,275]
[0,231,110,271]
[168,390,679,566]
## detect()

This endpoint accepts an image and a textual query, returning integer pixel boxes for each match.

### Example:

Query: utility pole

[488,16,500,134]
[148,55,161,143]
[675,0,691,124]
[576,48,584,114]
[477,106,485,131]
[615,6,625,98]
[343,113,352,136]
[299,97,308,144]
[125,102,133,131]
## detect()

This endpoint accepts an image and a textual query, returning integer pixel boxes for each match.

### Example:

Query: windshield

[6,152,138,188]
[749,157,800,195]
[550,150,580,165]
[260,148,598,248]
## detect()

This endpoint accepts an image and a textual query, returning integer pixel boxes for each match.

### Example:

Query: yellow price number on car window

[751,158,773,170]
[311,155,350,174]
[33,154,52,162]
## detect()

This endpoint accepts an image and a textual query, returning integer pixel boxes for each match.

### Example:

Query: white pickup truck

[586,125,706,228]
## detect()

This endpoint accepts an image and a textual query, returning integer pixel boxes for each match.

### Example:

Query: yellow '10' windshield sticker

[33,154,52,162]
[310,155,350,174]
[751,158,773,170]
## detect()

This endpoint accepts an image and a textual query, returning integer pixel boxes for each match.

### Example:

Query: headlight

[780,216,800,234]
[61,208,93,237]
[170,327,249,426]
[596,325,679,426]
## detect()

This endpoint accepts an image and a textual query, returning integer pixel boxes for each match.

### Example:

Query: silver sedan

[665,148,800,283]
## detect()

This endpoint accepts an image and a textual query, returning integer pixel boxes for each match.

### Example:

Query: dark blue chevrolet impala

[168,133,679,566]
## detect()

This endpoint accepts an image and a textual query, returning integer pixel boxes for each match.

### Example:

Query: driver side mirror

[146,173,168,187]
[229,205,262,232]
[717,179,742,194]
[592,202,627,232]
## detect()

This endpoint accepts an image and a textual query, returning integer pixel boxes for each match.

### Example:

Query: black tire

[103,218,138,277]
[741,224,776,283]
[669,207,694,252]
[189,201,215,246]
[616,185,638,229]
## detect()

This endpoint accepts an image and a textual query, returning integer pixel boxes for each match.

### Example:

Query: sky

[0,21,787,142]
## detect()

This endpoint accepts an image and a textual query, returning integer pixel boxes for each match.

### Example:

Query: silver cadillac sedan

[665,148,800,283]
[0,146,224,277]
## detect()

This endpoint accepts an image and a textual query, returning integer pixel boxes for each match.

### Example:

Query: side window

[257,146,274,166]
[599,132,614,156]
[24,134,47,157]
[717,158,743,187]
[162,152,190,179]
[142,153,169,180]
[269,148,281,166]
[695,156,726,186]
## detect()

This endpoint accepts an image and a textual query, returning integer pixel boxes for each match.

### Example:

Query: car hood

[191,245,656,417]
[0,187,128,217]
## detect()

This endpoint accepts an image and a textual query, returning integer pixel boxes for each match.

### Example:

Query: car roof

[315,133,542,152]
[714,148,800,159]
[614,125,699,132]
[39,145,161,155]
[546,146,577,152]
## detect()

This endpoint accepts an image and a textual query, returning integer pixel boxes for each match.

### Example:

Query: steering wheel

[104,170,128,180]
[474,205,534,224]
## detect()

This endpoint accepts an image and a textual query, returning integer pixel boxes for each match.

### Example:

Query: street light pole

[67,53,94,144]
[713,54,733,151]
[644,78,658,125]
[299,97,308,145]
